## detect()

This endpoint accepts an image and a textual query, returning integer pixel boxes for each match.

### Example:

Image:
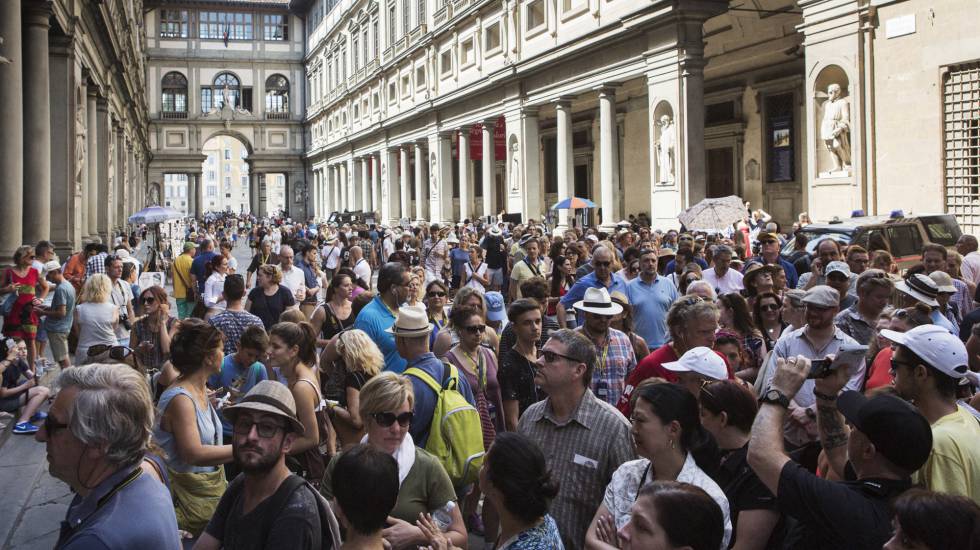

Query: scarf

[361,432,416,486]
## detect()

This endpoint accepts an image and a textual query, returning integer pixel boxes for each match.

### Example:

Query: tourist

[154,319,232,536]
[190,239,219,296]
[203,254,230,316]
[245,264,297,330]
[864,305,932,393]
[173,242,197,319]
[209,325,271,449]
[423,224,450,286]
[661,346,729,398]
[40,365,180,549]
[497,299,544,431]
[573,287,636,406]
[105,255,134,345]
[1,338,50,435]
[609,291,650,362]
[549,254,576,328]
[352,262,411,373]
[424,280,450,345]
[330,445,399,549]
[834,269,893,346]
[349,245,372,291]
[797,239,844,291]
[558,246,628,328]
[744,231,798,289]
[208,274,264,355]
[753,291,785,355]
[518,329,634,549]
[480,432,563,548]
[463,244,490,293]
[717,292,766,378]
[36,260,75,371]
[703,244,744,296]
[896,273,956,333]
[278,245,308,304]
[130,285,176,373]
[616,481,725,550]
[432,287,500,357]
[481,225,507,292]
[319,372,469,548]
[245,239,279,288]
[311,270,355,347]
[626,248,678,350]
[509,236,547,301]
[884,489,980,550]
[73,274,119,366]
[2,245,45,372]
[325,329,383,448]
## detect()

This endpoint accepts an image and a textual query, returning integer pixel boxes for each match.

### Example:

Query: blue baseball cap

[484,291,506,322]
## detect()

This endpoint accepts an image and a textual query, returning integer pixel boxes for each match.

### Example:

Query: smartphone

[807,344,869,379]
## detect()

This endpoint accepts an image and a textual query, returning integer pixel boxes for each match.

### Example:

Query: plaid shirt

[518,389,635,550]
[208,310,265,354]
[85,252,108,278]
[576,327,636,406]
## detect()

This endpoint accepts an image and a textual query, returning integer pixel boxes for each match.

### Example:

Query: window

[159,10,188,38]
[265,74,289,114]
[401,74,411,96]
[225,164,231,173]
[362,27,369,64]
[485,22,501,52]
[224,149,231,160]
[440,49,452,76]
[352,33,360,70]
[263,14,288,41]
[388,81,397,103]
[388,3,397,44]
[764,92,795,182]
[208,170,216,181]
[213,73,241,109]
[242,175,249,186]
[526,0,545,31]
[460,37,475,67]
[403,0,410,35]
[416,66,426,89]
[943,63,980,234]
[161,72,187,113]
[200,12,254,40]
[372,18,379,58]
[417,0,426,27]
[207,186,217,198]
[208,156,215,166]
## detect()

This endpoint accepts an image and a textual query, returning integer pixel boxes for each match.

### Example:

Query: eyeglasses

[760,303,780,311]
[760,240,778,245]
[44,415,69,435]
[233,418,285,438]
[889,358,916,376]
[463,324,486,334]
[541,349,582,364]
[142,296,156,305]
[370,411,413,427]
[87,344,135,360]
[427,291,447,298]
[699,378,717,400]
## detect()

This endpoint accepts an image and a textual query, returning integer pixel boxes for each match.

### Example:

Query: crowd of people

[2,208,980,550]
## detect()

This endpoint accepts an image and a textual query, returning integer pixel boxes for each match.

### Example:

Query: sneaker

[30,411,47,422]
[12,422,39,434]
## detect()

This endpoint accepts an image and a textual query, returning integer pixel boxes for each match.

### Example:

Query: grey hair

[685,281,717,301]
[548,329,597,388]
[711,244,733,258]
[279,244,294,256]
[666,296,720,341]
[57,364,154,468]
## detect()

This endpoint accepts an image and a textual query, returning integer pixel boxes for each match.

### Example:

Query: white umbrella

[128,205,184,225]
[677,195,746,232]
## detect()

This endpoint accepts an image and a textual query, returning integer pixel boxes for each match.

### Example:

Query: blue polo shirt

[57,465,180,549]
[190,250,218,294]
[626,274,678,348]
[559,271,629,327]
[404,352,475,448]
[353,295,406,373]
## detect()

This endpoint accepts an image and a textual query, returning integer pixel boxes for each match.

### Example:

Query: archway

[201,134,251,214]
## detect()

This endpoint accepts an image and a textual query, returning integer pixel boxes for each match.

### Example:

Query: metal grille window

[265,74,290,115]
[161,72,187,114]
[943,63,980,233]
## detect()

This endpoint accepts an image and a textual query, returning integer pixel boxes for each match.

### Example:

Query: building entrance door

[573,159,593,227]
[706,147,735,198]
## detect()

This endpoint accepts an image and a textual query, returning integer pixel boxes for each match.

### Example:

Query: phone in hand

[807,345,869,379]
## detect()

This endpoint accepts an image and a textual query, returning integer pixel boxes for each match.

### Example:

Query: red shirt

[864,347,894,394]
[616,344,734,416]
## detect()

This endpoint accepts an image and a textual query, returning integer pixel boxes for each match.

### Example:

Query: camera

[120,313,132,331]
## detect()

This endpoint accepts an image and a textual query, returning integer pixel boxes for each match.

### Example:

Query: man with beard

[196,381,339,550]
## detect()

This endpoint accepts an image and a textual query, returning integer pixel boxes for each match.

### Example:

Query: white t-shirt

[702,268,745,296]
[204,272,227,311]
[109,279,133,342]
[280,265,306,296]
[352,258,372,289]
[321,244,342,270]
[464,262,488,292]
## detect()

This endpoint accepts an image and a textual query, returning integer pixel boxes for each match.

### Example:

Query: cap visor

[661,360,691,372]
[835,390,867,429]
[878,329,909,345]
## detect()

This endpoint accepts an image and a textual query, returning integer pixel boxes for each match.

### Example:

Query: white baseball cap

[879,324,979,386]
[662,347,727,381]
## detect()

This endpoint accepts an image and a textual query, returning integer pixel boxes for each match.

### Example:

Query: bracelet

[813,390,838,402]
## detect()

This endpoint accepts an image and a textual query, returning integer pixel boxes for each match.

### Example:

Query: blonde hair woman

[320,372,469,548]
[328,329,384,448]
[74,274,119,365]
[245,263,297,330]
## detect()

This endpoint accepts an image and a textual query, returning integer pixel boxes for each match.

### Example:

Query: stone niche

[653,100,675,186]
[813,65,852,178]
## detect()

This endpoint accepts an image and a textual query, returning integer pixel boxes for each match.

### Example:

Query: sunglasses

[87,344,135,360]
[142,296,156,304]
[371,411,413,427]
[541,349,582,364]
[233,418,285,438]
[760,303,780,311]
[760,240,778,245]
[44,415,69,435]
[699,378,717,400]
[427,291,447,298]
[462,324,486,334]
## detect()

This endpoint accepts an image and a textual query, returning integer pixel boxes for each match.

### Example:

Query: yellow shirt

[172,253,194,299]
[510,258,544,298]
[913,404,980,504]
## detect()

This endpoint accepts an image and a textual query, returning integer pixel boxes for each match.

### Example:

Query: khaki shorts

[47,331,70,363]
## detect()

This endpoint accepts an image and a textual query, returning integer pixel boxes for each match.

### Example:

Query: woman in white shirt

[73,274,119,365]
[463,246,490,292]
[203,255,230,316]
[586,382,732,549]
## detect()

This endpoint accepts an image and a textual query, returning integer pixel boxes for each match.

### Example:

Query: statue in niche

[509,141,521,193]
[222,84,234,109]
[505,0,519,57]
[430,154,438,198]
[656,115,675,184]
[107,134,115,206]
[149,185,160,206]
[74,85,86,197]
[820,83,851,172]
[381,164,387,198]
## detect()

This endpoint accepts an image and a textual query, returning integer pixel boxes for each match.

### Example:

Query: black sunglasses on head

[371,411,413,427]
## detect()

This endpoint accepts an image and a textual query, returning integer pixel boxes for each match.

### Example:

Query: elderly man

[573,287,636,406]
[39,365,180,549]
[277,245,307,302]
[349,245,372,290]
[626,248,678,349]
[956,234,980,287]
[558,245,628,327]
[196,381,337,549]
[746,231,799,289]
[702,244,744,296]
[835,269,893,346]
[797,239,845,291]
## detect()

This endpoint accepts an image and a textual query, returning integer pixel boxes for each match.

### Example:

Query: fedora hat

[223,380,305,434]
[385,305,433,337]
[896,273,940,308]
[573,287,624,316]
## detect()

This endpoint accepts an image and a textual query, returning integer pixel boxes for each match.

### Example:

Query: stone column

[115,129,125,230]
[193,173,203,219]
[186,173,196,219]
[0,0,24,262]
[414,143,425,220]
[96,98,110,241]
[371,154,380,216]
[48,35,80,255]
[555,99,574,229]
[399,146,410,219]
[481,120,495,219]
[434,132,454,223]
[22,2,52,243]
[505,108,541,220]
[249,171,258,215]
[86,87,100,239]
[330,166,339,213]
[339,162,348,212]
[597,86,618,231]
[360,157,370,214]
[458,126,471,221]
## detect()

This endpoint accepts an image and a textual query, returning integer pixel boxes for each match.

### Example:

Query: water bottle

[431,501,456,532]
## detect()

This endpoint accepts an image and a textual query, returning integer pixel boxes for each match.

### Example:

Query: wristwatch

[760,389,790,408]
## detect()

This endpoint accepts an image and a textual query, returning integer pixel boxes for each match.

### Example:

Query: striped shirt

[518,389,635,550]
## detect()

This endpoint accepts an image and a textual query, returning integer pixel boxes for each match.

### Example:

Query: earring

[669,438,675,449]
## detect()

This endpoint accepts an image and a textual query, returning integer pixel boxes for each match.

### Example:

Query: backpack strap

[406,362,459,393]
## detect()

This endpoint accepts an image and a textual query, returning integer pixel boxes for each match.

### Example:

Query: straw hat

[385,305,433,337]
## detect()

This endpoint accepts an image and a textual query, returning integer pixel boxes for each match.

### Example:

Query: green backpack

[405,362,486,488]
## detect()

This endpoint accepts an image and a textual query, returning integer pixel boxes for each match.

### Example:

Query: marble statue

[381,164,387,198]
[506,0,519,56]
[430,154,439,198]
[222,84,233,109]
[656,114,675,184]
[74,85,86,197]
[820,83,851,172]
[509,141,520,192]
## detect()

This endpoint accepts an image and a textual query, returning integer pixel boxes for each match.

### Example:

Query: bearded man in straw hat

[393,305,476,447]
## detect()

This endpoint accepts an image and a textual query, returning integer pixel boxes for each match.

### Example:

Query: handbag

[169,467,227,536]
[173,264,197,304]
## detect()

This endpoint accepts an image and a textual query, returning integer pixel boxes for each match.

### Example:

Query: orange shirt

[63,253,87,292]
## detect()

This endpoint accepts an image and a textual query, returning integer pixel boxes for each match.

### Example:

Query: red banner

[451,116,506,161]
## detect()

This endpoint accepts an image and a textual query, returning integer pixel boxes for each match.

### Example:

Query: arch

[211,72,242,110]
[161,71,187,114]
[265,74,289,114]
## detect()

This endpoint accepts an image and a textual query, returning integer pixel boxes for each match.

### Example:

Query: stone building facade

[144,0,307,219]
[301,0,980,233]
[0,0,151,261]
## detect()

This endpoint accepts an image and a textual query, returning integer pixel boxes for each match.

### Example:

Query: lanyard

[461,349,486,390]
[60,468,142,545]
[598,342,609,374]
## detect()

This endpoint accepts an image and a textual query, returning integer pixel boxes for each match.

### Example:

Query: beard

[233,443,281,474]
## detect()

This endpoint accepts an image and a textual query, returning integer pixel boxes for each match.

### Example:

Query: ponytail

[270,321,318,365]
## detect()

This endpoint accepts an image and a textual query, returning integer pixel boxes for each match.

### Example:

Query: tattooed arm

[814,366,853,479]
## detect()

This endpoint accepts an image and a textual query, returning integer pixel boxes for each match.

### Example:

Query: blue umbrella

[551,197,597,210]
[128,205,184,224]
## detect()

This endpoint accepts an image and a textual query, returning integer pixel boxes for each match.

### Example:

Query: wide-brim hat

[896,273,939,307]
[386,305,433,337]
[488,226,502,236]
[574,287,623,316]
[223,380,305,434]
[928,271,957,293]
[742,263,771,287]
